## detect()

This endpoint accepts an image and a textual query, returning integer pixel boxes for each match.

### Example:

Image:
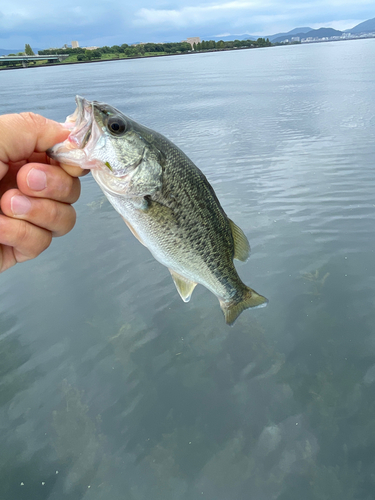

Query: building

[71,41,79,49]
[185,37,201,48]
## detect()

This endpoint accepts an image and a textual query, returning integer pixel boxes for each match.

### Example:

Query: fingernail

[11,195,32,215]
[27,168,47,191]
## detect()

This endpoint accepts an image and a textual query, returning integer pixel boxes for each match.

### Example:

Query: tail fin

[220,288,268,326]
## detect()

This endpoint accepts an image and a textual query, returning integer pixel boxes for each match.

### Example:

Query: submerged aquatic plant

[301,269,330,296]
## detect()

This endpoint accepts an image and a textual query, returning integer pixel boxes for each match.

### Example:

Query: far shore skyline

[0,1,374,51]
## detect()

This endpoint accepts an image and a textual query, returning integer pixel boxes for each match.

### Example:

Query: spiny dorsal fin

[229,219,250,262]
[169,269,197,303]
[220,287,268,326]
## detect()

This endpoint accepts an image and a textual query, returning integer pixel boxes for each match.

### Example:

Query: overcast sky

[0,0,373,50]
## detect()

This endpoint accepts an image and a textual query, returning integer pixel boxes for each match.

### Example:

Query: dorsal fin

[169,269,197,302]
[229,219,250,262]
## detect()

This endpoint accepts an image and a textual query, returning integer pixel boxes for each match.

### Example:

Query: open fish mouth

[62,96,95,150]
[48,96,105,168]
[49,96,145,177]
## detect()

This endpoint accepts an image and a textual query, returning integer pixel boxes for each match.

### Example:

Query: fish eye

[107,116,127,136]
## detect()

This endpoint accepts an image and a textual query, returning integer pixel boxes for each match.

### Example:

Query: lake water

[1,39,375,499]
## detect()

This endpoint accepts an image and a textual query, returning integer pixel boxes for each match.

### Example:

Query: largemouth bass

[49,96,268,324]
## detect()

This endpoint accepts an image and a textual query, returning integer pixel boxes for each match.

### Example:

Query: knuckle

[51,203,76,236]
[19,112,47,130]
[29,232,52,259]
[60,175,75,200]
[15,219,29,245]
[49,202,61,226]
[68,177,81,202]
[42,165,81,203]
[15,219,51,258]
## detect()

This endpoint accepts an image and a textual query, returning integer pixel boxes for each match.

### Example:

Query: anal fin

[169,269,197,303]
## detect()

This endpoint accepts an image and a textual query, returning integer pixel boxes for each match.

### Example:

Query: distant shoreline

[0,46,257,71]
[1,36,374,71]
[0,48,248,71]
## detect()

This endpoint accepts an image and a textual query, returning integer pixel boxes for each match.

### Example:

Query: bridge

[0,54,70,67]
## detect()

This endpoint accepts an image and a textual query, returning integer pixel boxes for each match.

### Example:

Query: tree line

[1,38,273,68]
[194,38,271,50]
[37,38,272,61]
[38,42,193,61]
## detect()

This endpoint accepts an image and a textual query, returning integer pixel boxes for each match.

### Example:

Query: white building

[185,37,201,48]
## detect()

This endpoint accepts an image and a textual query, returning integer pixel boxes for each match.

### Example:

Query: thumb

[0,112,69,164]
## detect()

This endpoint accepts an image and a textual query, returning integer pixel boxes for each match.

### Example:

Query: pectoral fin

[169,269,197,302]
[229,219,250,262]
[122,217,146,247]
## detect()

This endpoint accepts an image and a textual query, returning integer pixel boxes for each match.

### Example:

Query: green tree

[111,45,122,53]
[134,44,145,55]
[24,44,34,55]
[90,50,102,59]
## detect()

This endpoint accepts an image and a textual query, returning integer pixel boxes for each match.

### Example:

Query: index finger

[27,152,89,177]
[0,112,69,164]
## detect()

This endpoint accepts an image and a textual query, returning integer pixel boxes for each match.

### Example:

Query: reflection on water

[1,39,375,499]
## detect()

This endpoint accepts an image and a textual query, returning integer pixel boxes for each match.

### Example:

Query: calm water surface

[1,40,375,499]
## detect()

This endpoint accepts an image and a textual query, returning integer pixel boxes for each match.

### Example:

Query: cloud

[132,0,374,36]
[0,0,374,49]
[134,1,271,28]
[0,1,114,33]
[310,19,365,31]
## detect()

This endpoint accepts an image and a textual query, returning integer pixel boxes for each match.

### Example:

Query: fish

[48,96,268,325]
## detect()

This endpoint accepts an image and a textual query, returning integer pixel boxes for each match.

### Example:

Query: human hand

[0,112,88,273]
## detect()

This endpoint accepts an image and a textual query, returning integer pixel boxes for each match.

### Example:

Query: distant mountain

[0,47,42,56]
[273,27,342,43]
[0,48,23,56]
[202,18,375,45]
[349,17,375,34]
[206,33,257,42]
[268,27,312,42]
[205,27,313,43]
[306,27,343,38]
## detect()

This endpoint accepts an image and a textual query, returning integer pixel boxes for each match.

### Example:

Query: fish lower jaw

[92,169,131,195]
